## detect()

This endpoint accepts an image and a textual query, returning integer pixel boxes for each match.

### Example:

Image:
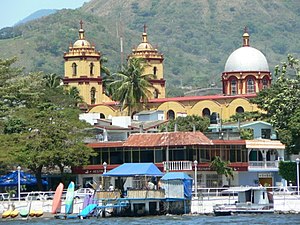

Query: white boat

[213,187,274,216]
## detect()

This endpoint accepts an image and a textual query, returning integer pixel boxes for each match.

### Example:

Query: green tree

[210,156,234,186]
[278,161,298,183]
[108,58,156,115]
[160,115,210,132]
[251,55,300,154]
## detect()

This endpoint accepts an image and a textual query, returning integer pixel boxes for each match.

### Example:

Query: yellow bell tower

[63,21,104,105]
[128,25,166,99]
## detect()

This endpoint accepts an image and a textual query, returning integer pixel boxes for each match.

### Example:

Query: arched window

[210,112,219,124]
[230,79,237,95]
[153,66,157,75]
[236,106,244,113]
[90,87,96,104]
[262,77,268,89]
[167,110,175,120]
[202,108,211,118]
[247,78,255,93]
[100,113,105,119]
[72,63,77,76]
[90,63,94,75]
[153,89,159,98]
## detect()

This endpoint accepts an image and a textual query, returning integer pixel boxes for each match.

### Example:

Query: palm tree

[210,156,234,186]
[108,58,156,115]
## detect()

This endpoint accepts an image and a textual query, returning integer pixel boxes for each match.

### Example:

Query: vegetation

[0,58,95,189]
[108,58,156,115]
[252,55,300,154]
[0,0,298,96]
[279,161,299,184]
[160,115,210,132]
[210,156,234,186]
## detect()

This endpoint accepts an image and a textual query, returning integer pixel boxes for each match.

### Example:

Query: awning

[161,172,192,180]
[246,139,285,149]
[102,163,163,177]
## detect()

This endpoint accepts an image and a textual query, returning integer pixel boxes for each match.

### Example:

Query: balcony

[162,161,193,171]
[248,161,279,172]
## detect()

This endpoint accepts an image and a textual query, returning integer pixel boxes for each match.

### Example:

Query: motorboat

[213,187,274,216]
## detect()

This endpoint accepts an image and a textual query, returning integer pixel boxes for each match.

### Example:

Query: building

[63,23,269,121]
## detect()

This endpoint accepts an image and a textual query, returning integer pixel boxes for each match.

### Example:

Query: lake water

[2,214,300,225]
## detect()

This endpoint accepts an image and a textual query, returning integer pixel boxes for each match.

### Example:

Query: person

[147,180,155,190]
[109,183,114,191]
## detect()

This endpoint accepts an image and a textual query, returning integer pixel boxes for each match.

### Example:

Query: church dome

[73,39,91,48]
[136,39,154,51]
[224,46,269,72]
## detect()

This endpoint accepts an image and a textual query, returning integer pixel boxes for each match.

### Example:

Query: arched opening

[262,77,268,89]
[131,111,137,119]
[230,79,237,95]
[246,78,255,93]
[100,113,105,119]
[153,89,159,98]
[90,62,94,75]
[249,149,263,161]
[210,112,220,124]
[202,108,211,118]
[90,87,96,104]
[167,110,175,120]
[266,150,278,161]
[236,106,244,113]
[153,66,157,75]
[72,63,77,76]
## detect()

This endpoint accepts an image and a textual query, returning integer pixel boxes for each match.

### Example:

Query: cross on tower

[144,24,147,33]
[244,26,248,33]
[80,20,84,29]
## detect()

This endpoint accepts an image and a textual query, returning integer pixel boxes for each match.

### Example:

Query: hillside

[15,9,58,26]
[0,0,299,97]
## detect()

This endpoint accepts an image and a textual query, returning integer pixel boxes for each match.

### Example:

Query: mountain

[15,9,58,26]
[0,0,299,97]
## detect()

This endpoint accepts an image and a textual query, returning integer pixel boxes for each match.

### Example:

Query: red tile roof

[87,141,124,148]
[124,132,212,147]
[212,140,246,145]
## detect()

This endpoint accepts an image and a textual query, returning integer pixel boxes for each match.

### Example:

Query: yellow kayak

[2,210,12,218]
[10,210,19,218]
[35,209,43,217]
[29,210,36,217]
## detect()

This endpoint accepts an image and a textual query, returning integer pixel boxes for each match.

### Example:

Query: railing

[163,161,193,171]
[248,161,278,169]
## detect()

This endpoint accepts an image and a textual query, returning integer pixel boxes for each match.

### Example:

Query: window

[202,108,210,118]
[230,79,237,95]
[167,110,175,120]
[90,63,94,75]
[247,78,255,93]
[210,112,219,124]
[262,78,268,89]
[72,63,77,76]
[153,89,159,98]
[153,66,157,75]
[90,87,96,104]
[100,113,105,119]
[261,129,271,139]
[206,174,222,188]
[236,106,244,113]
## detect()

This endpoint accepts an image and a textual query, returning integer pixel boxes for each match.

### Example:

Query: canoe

[10,210,19,218]
[2,210,12,218]
[79,203,97,218]
[65,181,75,214]
[20,208,29,217]
[29,210,36,217]
[51,182,64,214]
[35,209,43,217]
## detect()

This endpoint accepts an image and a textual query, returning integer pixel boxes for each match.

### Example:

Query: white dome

[224,46,269,72]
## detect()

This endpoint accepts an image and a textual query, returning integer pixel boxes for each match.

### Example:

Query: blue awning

[161,172,192,180]
[0,171,48,186]
[102,163,163,177]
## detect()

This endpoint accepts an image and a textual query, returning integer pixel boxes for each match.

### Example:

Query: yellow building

[64,23,270,121]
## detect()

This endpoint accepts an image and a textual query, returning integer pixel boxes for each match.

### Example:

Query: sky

[0,0,91,29]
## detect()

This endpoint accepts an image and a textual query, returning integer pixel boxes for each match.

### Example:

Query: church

[63,22,272,120]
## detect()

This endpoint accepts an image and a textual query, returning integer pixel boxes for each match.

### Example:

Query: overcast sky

[0,0,90,29]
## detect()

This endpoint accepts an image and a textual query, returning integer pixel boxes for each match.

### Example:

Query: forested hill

[0,0,299,96]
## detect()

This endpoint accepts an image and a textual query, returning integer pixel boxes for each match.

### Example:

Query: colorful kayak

[35,209,43,217]
[10,210,19,218]
[29,210,36,217]
[20,208,29,217]
[79,203,97,218]
[51,182,64,214]
[2,210,12,218]
[65,181,75,214]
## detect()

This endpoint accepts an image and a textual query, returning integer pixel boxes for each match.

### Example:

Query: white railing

[163,161,193,171]
[248,161,278,169]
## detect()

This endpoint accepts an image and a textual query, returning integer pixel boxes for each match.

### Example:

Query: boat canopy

[102,163,163,177]
[221,186,266,194]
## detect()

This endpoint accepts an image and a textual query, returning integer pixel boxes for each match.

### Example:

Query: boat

[20,208,29,217]
[2,210,12,218]
[35,209,43,217]
[65,181,75,214]
[52,182,64,214]
[10,209,19,218]
[213,187,274,216]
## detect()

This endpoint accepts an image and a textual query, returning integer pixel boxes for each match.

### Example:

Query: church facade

[63,23,271,121]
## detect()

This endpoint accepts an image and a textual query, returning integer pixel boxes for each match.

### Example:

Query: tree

[160,115,210,132]
[0,58,95,189]
[210,156,234,186]
[251,55,300,154]
[279,161,298,184]
[108,58,156,115]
